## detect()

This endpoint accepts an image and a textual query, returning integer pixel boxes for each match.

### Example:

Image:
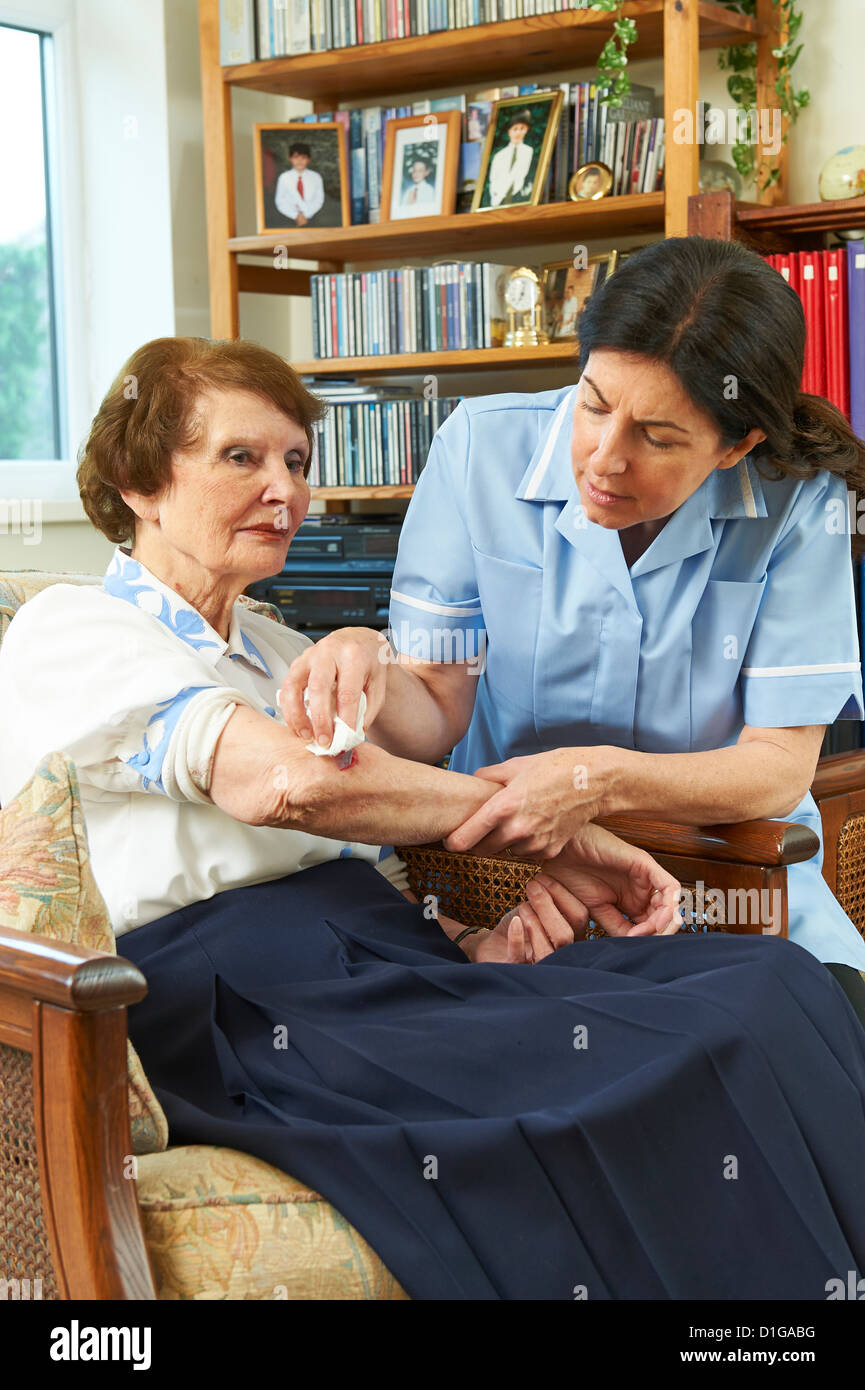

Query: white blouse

[0,545,394,936]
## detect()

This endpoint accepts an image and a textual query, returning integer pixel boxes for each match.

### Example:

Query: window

[0,21,62,462]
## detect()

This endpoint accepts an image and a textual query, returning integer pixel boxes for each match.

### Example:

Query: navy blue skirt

[120,858,865,1300]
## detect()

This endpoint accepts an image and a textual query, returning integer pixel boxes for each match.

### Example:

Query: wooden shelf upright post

[663,0,700,238]
[199,0,240,338]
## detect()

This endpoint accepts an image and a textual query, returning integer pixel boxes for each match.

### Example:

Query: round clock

[505,270,540,312]
[504,267,548,347]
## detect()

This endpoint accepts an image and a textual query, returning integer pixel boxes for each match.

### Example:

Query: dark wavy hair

[576,236,865,553]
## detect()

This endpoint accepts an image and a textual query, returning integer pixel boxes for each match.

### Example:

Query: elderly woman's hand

[437,876,591,964]
[278,627,390,749]
[540,824,682,938]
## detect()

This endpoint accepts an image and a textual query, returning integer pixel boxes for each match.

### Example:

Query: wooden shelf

[310,485,415,499]
[222,1,763,103]
[736,195,865,237]
[232,192,665,265]
[689,190,865,250]
[297,343,580,375]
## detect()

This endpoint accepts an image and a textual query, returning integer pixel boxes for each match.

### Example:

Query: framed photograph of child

[542,251,619,340]
[472,91,563,213]
[254,121,349,233]
[568,161,614,202]
[380,111,462,221]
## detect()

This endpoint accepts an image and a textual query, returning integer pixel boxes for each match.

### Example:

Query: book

[824,249,850,419]
[289,0,312,51]
[220,0,257,63]
[849,243,865,443]
[799,251,827,397]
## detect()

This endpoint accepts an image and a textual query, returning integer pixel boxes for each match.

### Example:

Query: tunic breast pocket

[470,545,543,714]
[691,578,767,743]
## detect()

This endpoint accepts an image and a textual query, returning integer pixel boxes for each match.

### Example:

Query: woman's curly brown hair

[77,337,326,544]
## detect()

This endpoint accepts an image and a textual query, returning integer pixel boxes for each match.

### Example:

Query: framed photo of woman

[254,121,350,233]
[471,91,563,213]
[542,251,619,340]
[380,111,462,221]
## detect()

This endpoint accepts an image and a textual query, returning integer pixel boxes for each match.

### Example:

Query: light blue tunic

[389,384,865,970]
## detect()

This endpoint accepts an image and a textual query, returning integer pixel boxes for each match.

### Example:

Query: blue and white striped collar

[102,546,273,677]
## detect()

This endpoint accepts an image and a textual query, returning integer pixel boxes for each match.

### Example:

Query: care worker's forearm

[366,657,475,764]
[211,705,496,843]
[597,733,819,826]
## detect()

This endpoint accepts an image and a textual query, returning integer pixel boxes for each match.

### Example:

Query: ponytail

[754,393,865,556]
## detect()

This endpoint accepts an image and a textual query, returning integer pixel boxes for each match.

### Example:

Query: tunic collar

[102,546,273,677]
[515,384,769,589]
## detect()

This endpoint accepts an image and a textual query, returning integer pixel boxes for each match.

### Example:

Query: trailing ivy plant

[588,0,809,190]
[590,1,638,109]
[718,0,810,192]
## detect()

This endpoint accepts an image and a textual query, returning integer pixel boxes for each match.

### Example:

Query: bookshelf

[688,189,865,759]
[198,0,784,498]
[293,343,582,375]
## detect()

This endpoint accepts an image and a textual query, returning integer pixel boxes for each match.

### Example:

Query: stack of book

[770,243,865,753]
[766,243,865,428]
[311,262,515,357]
[546,81,664,202]
[221,0,603,61]
[304,379,460,485]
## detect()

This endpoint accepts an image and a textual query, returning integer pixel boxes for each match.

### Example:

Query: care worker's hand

[278,627,389,749]
[443,747,611,859]
[540,823,682,938]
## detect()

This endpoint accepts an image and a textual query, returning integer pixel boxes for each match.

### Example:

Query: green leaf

[614,17,638,42]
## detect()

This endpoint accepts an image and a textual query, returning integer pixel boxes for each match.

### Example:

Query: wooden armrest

[0,923,147,1012]
[812,750,865,799]
[596,814,819,867]
[0,924,157,1300]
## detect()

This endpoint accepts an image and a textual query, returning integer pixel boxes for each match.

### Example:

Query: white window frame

[0,0,176,517]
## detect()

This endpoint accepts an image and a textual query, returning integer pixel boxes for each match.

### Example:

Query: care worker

[281,236,865,1007]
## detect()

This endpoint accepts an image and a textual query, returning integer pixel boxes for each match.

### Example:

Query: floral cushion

[136,1146,408,1301]
[0,749,169,1154]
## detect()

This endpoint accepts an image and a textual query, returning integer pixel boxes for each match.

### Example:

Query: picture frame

[254,121,350,233]
[380,111,462,221]
[471,90,564,213]
[542,251,619,341]
[569,161,614,202]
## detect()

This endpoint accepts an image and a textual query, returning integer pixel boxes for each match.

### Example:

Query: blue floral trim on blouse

[103,551,223,654]
[103,547,273,677]
[124,686,214,793]
[231,629,274,678]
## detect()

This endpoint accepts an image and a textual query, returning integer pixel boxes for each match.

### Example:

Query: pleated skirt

[119,857,865,1301]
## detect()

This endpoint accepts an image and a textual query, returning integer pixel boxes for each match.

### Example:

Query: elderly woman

[1,337,864,1301]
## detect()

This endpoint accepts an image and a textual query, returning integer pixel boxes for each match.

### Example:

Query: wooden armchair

[2,567,864,1297]
[2,754,865,1299]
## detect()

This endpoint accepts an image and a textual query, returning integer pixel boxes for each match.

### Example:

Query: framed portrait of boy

[380,111,462,221]
[254,121,349,233]
[568,161,613,202]
[542,251,618,340]
[472,91,563,213]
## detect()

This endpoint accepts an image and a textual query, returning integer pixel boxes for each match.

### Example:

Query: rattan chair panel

[834,814,865,939]
[400,848,721,937]
[0,1043,59,1299]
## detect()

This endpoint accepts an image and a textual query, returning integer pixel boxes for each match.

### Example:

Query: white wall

[5,0,864,572]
